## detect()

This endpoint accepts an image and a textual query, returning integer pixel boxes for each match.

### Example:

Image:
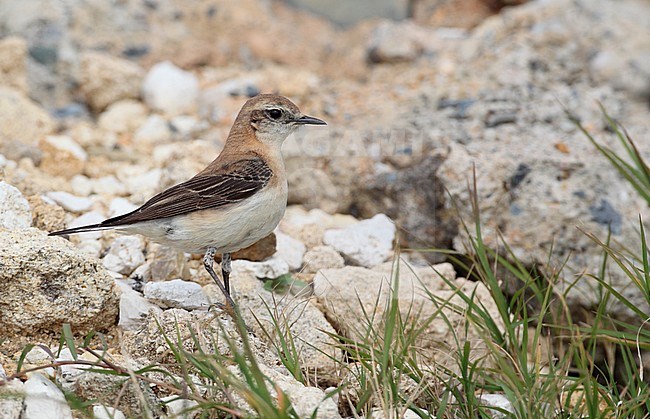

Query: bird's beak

[294,115,327,125]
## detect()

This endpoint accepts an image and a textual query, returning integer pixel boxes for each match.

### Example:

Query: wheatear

[50,94,326,309]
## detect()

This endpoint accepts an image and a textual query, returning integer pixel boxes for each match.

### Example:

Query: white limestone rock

[232,255,290,279]
[161,396,199,419]
[109,197,138,218]
[323,213,395,267]
[23,373,72,419]
[91,175,127,197]
[93,405,127,419]
[70,174,93,197]
[102,236,146,275]
[115,280,162,330]
[134,114,171,145]
[142,61,199,116]
[303,245,345,273]
[0,181,31,230]
[46,191,93,213]
[275,231,306,271]
[1,229,119,335]
[143,279,209,310]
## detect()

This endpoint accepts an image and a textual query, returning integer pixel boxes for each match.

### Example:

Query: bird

[49,94,326,310]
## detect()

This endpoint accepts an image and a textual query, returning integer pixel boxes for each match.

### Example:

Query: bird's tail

[48,224,115,236]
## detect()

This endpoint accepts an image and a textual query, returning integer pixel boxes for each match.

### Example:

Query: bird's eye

[266,109,283,120]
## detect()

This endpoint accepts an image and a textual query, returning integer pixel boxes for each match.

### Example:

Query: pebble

[93,405,127,419]
[0,181,32,230]
[232,255,290,279]
[161,396,199,418]
[303,245,345,273]
[46,191,93,213]
[23,373,73,419]
[91,175,127,196]
[25,346,55,377]
[170,115,200,136]
[143,279,209,310]
[133,114,171,145]
[142,61,199,116]
[323,213,395,268]
[67,211,105,239]
[108,197,138,218]
[115,280,161,330]
[102,236,146,275]
[275,231,306,271]
[478,394,515,418]
[41,135,87,161]
[97,99,148,134]
[70,174,93,196]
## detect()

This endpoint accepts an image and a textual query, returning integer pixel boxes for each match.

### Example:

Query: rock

[0,87,54,161]
[302,245,345,273]
[121,168,162,202]
[143,279,209,310]
[45,191,93,213]
[133,114,171,147]
[25,345,54,365]
[91,176,127,197]
[23,373,72,419]
[79,52,144,112]
[280,206,358,249]
[287,167,340,213]
[121,308,278,369]
[478,394,515,418]
[66,211,105,240]
[27,195,65,232]
[0,36,28,93]
[161,396,199,419]
[0,229,119,335]
[323,213,395,268]
[93,405,127,419]
[72,355,162,418]
[70,175,93,197]
[230,233,277,262]
[108,197,138,218]
[229,363,341,418]
[367,20,425,64]
[38,135,87,178]
[97,99,148,134]
[130,262,152,284]
[170,115,203,137]
[411,0,509,29]
[286,0,406,26]
[115,280,162,330]
[142,61,199,116]
[591,48,650,100]
[313,262,499,371]
[0,378,24,418]
[102,236,146,275]
[149,244,191,281]
[0,181,32,230]
[351,155,454,264]
[232,255,290,280]
[208,264,341,382]
[275,232,306,271]
[55,348,84,389]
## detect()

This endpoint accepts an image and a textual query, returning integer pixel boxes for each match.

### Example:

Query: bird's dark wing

[49,157,273,236]
[105,157,273,226]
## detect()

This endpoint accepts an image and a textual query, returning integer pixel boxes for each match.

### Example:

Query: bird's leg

[222,252,232,295]
[203,247,236,310]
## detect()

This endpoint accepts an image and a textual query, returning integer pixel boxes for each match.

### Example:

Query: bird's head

[235,94,326,147]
